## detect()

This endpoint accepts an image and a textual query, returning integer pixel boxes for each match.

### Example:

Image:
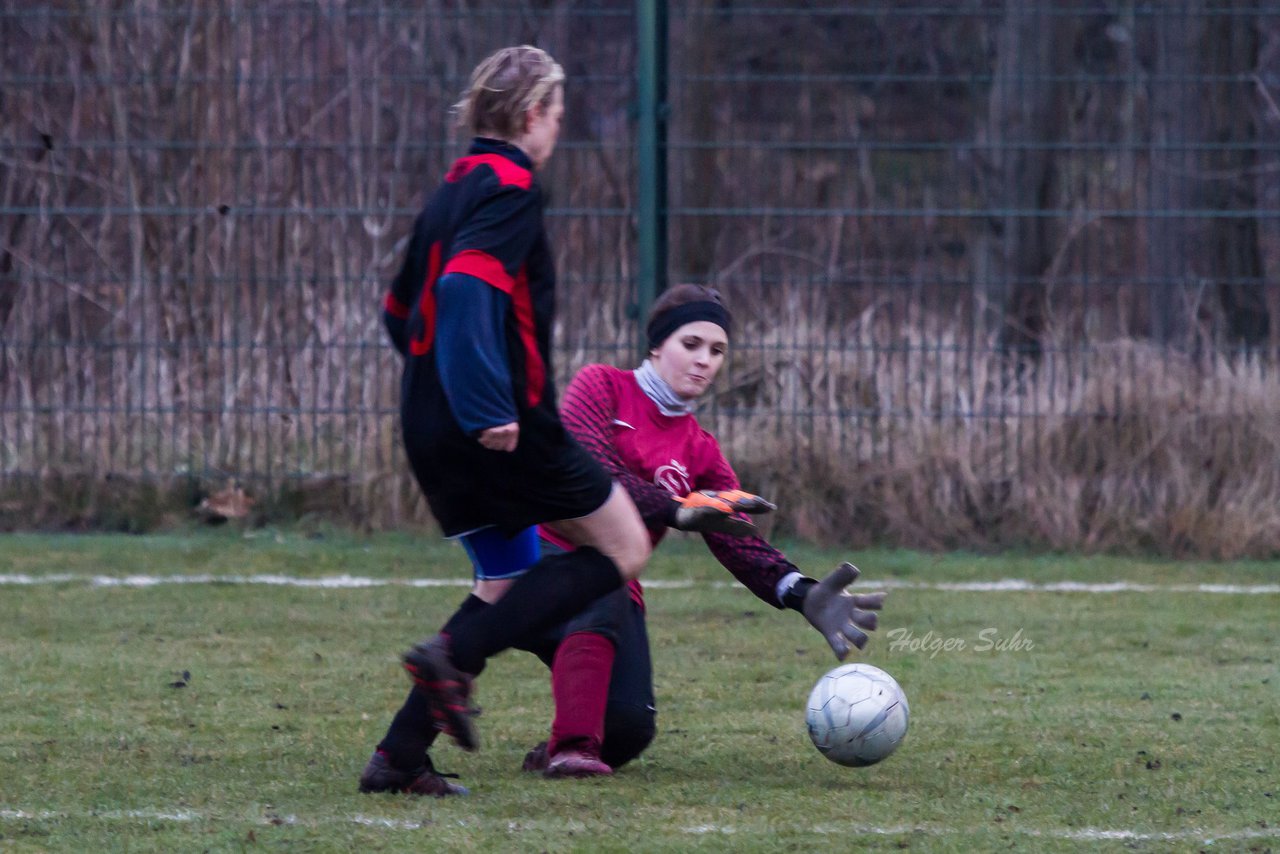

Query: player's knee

[472,577,515,604]
[601,703,656,769]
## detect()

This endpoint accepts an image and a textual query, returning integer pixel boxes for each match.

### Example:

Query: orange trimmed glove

[673,489,776,537]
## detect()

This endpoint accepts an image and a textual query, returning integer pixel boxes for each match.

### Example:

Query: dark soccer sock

[446,547,624,676]
[379,594,488,769]
[600,703,657,769]
[376,687,437,770]
[548,631,616,757]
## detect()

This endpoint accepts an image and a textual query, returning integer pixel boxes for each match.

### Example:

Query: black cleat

[521,741,549,773]
[358,750,469,797]
[401,635,479,751]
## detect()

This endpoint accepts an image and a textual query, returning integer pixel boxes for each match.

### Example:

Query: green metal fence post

[635,0,668,332]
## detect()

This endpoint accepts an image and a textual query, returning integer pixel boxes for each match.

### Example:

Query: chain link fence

[4,2,1280,555]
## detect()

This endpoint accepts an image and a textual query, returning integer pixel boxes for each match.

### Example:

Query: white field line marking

[0,573,1277,595]
[1,807,1277,843]
[683,822,1280,843]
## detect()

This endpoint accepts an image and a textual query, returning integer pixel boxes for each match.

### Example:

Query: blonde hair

[454,46,565,139]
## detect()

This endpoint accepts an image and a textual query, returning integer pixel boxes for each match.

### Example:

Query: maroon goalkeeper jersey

[543,364,798,608]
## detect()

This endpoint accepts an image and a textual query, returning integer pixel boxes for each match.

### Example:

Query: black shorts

[404,406,612,538]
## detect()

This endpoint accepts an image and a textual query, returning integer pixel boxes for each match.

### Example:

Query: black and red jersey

[384,138,557,436]
[381,139,612,538]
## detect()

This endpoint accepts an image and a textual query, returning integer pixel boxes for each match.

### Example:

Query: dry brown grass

[7,259,1280,556]
[10,275,1280,559]
[707,297,1280,558]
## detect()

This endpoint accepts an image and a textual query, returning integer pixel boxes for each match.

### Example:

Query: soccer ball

[805,663,909,767]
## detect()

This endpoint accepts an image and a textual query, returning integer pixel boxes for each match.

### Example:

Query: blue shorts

[456,525,540,581]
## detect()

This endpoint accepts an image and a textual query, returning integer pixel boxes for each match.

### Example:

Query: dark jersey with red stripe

[382,139,611,537]
[384,138,555,432]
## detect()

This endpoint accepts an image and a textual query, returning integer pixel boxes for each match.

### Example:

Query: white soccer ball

[805,663,909,767]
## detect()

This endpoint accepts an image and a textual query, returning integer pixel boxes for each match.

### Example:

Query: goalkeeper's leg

[542,588,627,777]
[522,591,655,774]
[550,590,655,775]
[404,484,650,750]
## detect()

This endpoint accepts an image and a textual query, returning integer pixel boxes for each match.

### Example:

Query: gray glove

[801,563,887,660]
[673,489,776,537]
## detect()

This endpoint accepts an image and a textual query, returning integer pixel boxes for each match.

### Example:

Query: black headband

[646,300,733,349]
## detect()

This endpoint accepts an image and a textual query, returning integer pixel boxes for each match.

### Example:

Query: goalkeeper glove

[673,489,776,537]
[792,563,887,660]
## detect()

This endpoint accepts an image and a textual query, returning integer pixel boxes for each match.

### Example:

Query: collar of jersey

[634,360,694,418]
[470,137,534,171]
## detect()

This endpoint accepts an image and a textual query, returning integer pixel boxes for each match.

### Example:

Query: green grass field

[1,529,1277,852]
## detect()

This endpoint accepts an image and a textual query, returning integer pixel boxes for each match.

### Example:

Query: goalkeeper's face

[650,320,728,400]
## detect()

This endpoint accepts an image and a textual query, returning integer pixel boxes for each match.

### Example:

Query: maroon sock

[548,631,616,758]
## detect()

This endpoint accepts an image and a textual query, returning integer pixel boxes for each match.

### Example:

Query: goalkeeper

[517,284,887,778]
